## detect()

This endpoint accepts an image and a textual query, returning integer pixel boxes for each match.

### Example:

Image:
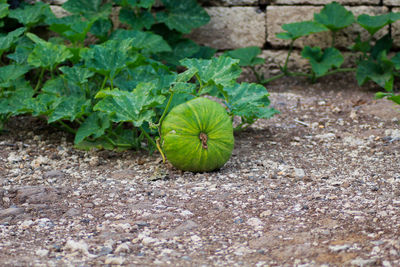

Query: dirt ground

[0,73,400,266]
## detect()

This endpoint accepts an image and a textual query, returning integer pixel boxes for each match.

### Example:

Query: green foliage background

[0,0,277,152]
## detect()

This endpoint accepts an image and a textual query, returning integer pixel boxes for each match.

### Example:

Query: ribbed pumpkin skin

[161,97,234,172]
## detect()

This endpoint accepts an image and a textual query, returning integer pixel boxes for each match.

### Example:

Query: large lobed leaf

[301,46,344,77]
[180,56,242,88]
[156,0,210,34]
[314,2,355,32]
[62,0,112,19]
[8,1,53,26]
[276,21,328,41]
[223,46,265,67]
[46,15,95,44]
[0,64,30,88]
[357,12,400,36]
[81,39,138,78]
[94,83,166,127]
[0,27,26,56]
[27,33,73,70]
[110,29,171,54]
[119,8,155,30]
[356,51,394,91]
[222,82,279,121]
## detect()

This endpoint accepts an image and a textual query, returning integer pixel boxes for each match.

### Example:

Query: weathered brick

[188,7,266,50]
[271,0,379,5]
[199,0,258,5]
[391,8,400,48]
[49,5,69,18]
[267,6,389,49]
[383,0,400,6]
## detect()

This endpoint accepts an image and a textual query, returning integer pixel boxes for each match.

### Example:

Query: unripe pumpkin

[161,97,234,172]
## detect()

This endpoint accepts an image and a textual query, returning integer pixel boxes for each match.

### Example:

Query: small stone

[105,256,125,265]
[246,217,264,230]
[315,133,336,141]
[181,256,191,261]
[89,156,100,167]
[20,219,34,229]
[260,210,272,217]
[7,152,22,163]
[142,236,159,246]
[234,218,244,224]
[64,240,90,255]
[43,170,64,179]
[293,168,305,178]
[329,244,351,252]
[98,246,113,256]
[36,249,49,257]
[350,258,377,266]
[115,243,130,254]
[0,207,24,219]
[64,208,81,217]
[83,203,94,208]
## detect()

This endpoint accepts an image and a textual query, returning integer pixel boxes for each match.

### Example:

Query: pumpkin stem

[199,132,208,149]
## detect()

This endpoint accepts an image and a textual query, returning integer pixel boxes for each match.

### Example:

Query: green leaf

[0,64,31,87]
[8,2,53,27]
[388,95,400,105]
[62,0,112,19]
[74,112,111,144]
[46,15,95,44]
[0,27,25,57]
[90,18,112,40]
[156,0,210,34]
[59,66,94,85]
[314,2,355,32]
[81,39,138,78]
[114,64,175,93]
[357,13,389,36]
[222,82,279,121]
[357,12,400,36]
[156,39,201,67]
[191,45,216,60]
[276,21,328,41]
[110,29,171,54]
[223,46,265,67]
[301,46,344,77]
[27,34,73,70]
[127,0,154,8]
[94,83,166,127]
[371,34,392,60]
[48,96,91,123]
[350,34,371,54]
[356,52,394,91]
[180,56,242,88]
[0,3,9,19]
[390,53,400,70]
[119,8,155,30]
[0,82,34,116]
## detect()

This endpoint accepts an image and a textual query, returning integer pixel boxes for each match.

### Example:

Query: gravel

[0,74,400,266]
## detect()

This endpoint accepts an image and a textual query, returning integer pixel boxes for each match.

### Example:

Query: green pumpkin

[161,97,234,172]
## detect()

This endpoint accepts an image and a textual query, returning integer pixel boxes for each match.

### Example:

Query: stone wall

[44,0,400,74]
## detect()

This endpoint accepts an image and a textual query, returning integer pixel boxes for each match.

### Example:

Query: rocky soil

[0,74,400,266]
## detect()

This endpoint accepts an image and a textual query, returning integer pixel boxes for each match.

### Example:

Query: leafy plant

[0,0,277,156]
[237,1,400,107]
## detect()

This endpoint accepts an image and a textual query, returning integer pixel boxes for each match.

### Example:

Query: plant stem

[195,73,204,95]
[324,67,356,76]
[283,39,295,73]
[100,75,108,91]
[331,31,336,47]
[158,90,174,136]
[260,73,285,84]
[34,68,45,92]
[250,66,262,83]
[140,126,157,149]
[58,121,76,134]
